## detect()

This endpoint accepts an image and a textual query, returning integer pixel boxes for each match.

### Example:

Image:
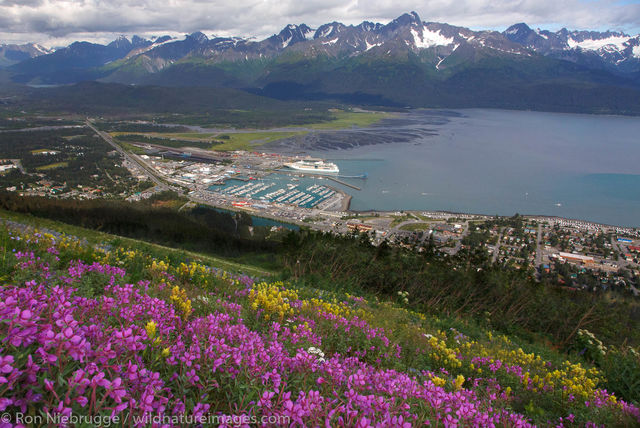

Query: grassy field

[111,132,217,141]
[117,141,146,155]
[30,148,58,154]
[341,214,381,222]
[414,214,440,222]
[111,130,305,151]
[0,209,274,277]
[35,161,69,171]
[106,110,393,152]
[390,213,421,227]
[209,131,305,151]
[306,109,394,130]
[399,222,432,232]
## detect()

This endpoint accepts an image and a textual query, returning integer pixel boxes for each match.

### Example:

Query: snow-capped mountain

[504,23,640,73]
[6,11,640,97]
[7,35,153,83]
[97,11,533,77]
[0,43,52,68]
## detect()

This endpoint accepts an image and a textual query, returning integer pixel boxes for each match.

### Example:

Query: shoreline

[346,207,638,233]
[341,193,352,212]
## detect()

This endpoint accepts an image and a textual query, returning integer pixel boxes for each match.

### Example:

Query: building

[31,149,60,156]
[347,223,373,232]
[557,252,595,265]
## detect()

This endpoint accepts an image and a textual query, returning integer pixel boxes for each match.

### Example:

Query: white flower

[307,346,325,359]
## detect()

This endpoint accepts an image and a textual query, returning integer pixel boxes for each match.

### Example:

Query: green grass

[341,215,380,221]
[306,110,394,130]
[35,161,68,171]
[414,214,440,222]
[111,132,216,142]
[207,131,306,151]
[118,141,146,155]
[30,148,59,154]
[0,209,274,278]
[390,213,420,227]
[161,132,217,140]
[105,109,393,153]
[399,222,432,232]
[111,130,305,151]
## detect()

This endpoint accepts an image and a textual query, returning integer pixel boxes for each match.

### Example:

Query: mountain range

[3,12,640,113]
[0,43,51,68]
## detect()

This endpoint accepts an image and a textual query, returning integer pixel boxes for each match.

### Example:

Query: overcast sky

[1,0,639,47]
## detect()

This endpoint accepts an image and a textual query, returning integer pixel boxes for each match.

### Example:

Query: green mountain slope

[1,203,639,425]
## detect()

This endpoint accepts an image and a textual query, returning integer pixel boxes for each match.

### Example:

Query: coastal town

[2,122,638,296]
[95,144,640,296]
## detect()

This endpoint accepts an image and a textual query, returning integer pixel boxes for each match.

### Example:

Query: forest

[0,127,143,195]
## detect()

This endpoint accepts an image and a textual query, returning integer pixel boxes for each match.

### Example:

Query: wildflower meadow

[0,220,639,427]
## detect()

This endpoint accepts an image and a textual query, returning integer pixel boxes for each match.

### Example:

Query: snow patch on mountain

[535,29,549,40]
[365,40,382,51]
[33,44,52,55]
[567,35,629,51]
[435,44,459,70]
[634,45,640,58]
[411,28,453,49]
[282,35,293,48]
[318,28,331,38]
[303,28,315,40]
[126,35,185,58]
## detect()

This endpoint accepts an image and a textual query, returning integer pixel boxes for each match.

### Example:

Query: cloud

[0,0,639,47]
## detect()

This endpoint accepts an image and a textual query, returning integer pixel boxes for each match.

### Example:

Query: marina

[326,176,362,191]
[208,174,338,209]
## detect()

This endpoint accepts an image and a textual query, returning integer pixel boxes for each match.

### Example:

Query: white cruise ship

[284,159,339,174]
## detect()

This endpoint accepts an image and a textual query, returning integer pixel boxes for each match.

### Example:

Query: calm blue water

[310,109,640,227]
[208,207,300,230]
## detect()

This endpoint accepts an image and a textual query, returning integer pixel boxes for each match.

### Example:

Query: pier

[326,176,361,191]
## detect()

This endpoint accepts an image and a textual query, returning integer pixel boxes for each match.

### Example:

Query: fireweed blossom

[0,224,638,426]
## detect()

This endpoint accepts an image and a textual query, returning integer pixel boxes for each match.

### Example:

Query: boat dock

[326,176,361,191]
[210,176,340,209]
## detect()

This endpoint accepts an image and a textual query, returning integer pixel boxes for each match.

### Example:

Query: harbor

[326,176,361,191]
[130,145,357,216]
[208,174,340,209]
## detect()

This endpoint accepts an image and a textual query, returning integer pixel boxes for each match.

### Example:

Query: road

[609,234,636,270]
[178,201,196,212]
[610,235,625,255]
[85,119,166,188]
[452,222,468,254]
[535,223,543,267]
[492,228,503,263]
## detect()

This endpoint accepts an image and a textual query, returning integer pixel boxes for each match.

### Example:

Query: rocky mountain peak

[272,23,315,47]
[187,32,209,43]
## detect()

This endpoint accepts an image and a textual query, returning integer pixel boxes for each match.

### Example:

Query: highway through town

[85,119,167,189]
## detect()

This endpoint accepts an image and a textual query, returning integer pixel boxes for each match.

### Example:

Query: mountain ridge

[0,43,51,68]
[9,12,639,75]
[4,12,640,113]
